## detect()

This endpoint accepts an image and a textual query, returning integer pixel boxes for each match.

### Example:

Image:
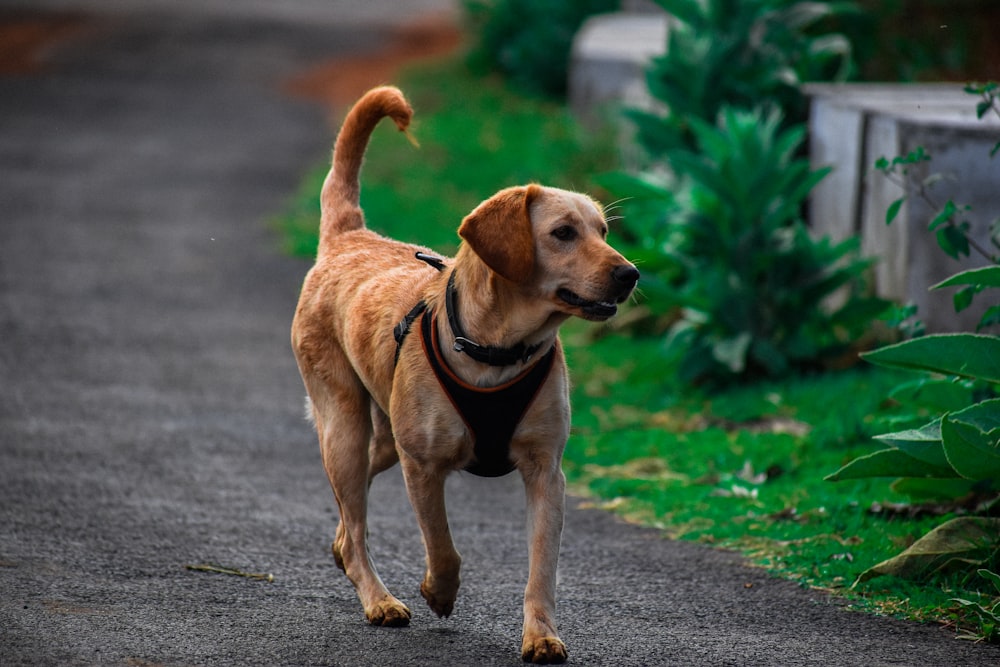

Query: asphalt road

[2,4,1000,666]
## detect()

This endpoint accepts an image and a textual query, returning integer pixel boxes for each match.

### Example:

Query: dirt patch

[283,13,464,115]
[0,11,91,75]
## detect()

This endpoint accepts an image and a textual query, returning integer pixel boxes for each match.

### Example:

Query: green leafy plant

[620,107,886,385]
[629,0,855,155]
[462,0,618,97]
[826,328,1000,497]
[842,84,1000,492]
[600,0,882,385]
[855,518,1000,586]
[826,87,1000,606]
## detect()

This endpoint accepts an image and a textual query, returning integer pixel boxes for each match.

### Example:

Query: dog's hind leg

[309,376,411,627]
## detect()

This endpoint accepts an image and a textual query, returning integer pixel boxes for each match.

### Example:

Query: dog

[291,86,638,664]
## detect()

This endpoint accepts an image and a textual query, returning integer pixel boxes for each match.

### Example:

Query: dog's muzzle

[558,264,639,320]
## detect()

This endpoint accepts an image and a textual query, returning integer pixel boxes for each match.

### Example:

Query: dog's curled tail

[319,86,414,251]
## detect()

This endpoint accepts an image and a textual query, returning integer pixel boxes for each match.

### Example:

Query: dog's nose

[612,264,640,288]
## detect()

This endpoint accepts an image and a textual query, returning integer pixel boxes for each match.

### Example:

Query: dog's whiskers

[601,196,633,215]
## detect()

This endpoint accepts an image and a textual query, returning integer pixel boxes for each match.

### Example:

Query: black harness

[393,253,556,477]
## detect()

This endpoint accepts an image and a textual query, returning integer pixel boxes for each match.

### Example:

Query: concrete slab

[808,83,1000,332]
[568,11,669,124]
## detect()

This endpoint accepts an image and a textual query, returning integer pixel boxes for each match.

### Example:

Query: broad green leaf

[855,517,1000,585]
[941,399,1000,479]
[860,334,1000,383]
[942,419,1000,480]
[937,225,971,259]
[949,397,1000,432]
[932,265,1000,290]
[885,197,904,225]
[928,200,957,231]
[979,568,1000,594]
[874,418,950,469]
[952,285,980,313]
[825,447,956,482]
[888,378,974,412]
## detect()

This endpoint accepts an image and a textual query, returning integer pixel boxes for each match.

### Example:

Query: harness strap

[393,301,428,366]
[393,252,446,366]
[419,308,556,477]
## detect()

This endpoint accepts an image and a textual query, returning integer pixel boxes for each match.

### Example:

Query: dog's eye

[551,226,577,242]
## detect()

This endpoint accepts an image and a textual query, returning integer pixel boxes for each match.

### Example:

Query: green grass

[561,328,994,626]
[273,57,1000,639]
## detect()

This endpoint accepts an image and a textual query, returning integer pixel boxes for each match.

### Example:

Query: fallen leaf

[854,517,1000,586]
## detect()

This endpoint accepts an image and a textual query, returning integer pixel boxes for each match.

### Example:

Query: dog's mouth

[557,288,618,320]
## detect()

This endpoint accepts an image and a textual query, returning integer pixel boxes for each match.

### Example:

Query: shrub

[599,0,880,386]
[462,0,619,98]
[825,87,1000,612]
[628,0,854,155]
[652,107,885,385]
[826,326,1000,498]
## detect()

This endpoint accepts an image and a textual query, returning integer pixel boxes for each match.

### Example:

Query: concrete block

[568,12,669,125]
[807,83,1000,332]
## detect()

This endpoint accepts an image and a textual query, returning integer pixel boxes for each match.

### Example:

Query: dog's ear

[458,185,540,282]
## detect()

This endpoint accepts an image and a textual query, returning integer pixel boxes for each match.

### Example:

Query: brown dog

[291,87,638,664]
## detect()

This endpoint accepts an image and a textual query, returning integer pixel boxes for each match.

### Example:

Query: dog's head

[458,184,638,321]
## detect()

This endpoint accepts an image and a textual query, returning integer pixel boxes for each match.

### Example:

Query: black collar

[445,270,546,367]
[393,253,550,368]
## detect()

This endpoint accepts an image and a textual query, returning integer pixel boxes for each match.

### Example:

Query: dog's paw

[365,597,411,627]
[521,636,567,664]
[420,574,458,618]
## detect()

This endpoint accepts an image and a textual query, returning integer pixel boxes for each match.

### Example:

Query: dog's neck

[429,247,566,386]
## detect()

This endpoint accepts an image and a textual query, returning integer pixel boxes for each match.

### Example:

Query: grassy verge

[273,58,995,637]
[561,328,991,628]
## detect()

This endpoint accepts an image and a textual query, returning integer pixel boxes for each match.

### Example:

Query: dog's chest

[418,310,556,477]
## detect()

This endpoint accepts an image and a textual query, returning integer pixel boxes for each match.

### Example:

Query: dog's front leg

[520,463,568,664]
[399,452,462,618]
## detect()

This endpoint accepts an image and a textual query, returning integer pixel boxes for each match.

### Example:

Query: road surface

[2,2,999,665]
